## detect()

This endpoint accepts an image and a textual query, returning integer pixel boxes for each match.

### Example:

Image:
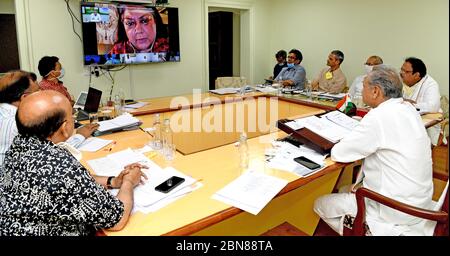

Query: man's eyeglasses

[123,15,154,29]
[287,56,297,60]
[400,69,414,74]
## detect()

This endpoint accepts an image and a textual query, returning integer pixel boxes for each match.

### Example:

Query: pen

[139,126,154,137]
[105,141,116,151]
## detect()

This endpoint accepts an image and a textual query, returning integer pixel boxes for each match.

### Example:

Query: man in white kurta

[314,65,434,236]
[400,57,441,145]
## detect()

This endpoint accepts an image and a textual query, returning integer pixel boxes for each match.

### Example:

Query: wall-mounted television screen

[80,2,180,66]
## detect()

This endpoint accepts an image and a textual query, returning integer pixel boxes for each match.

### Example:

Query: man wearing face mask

[273,49,306,90]
[38,56,74,106]
[348,56,383,100]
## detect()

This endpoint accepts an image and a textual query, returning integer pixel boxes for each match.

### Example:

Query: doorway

[208,11,233,90]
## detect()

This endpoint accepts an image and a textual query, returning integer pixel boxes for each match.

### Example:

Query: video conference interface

[81,2,180,66]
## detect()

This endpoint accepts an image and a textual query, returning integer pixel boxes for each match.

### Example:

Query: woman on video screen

[110,5,169,54]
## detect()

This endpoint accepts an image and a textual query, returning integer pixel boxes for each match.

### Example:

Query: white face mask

[57,68,65,79]
[364,65,373,74]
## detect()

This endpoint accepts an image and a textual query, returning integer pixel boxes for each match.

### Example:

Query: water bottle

[152,114,162,150]
[118,89,126,108]
[238,132,249,170]
[114,89,126,116]
[114,94,122,116]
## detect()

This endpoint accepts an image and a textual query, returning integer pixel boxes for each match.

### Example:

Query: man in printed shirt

[0,70,98,166]
[310,50,347,94]
[38,56,74,105]
[0,90,147,235]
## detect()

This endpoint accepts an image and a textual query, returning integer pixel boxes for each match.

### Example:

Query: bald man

[0,90,147,235]
[0,70,98,166]
[348,56,383,102]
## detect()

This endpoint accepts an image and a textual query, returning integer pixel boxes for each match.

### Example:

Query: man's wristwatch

[106,176,115,189]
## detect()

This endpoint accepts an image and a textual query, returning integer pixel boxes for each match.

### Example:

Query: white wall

[13,0,447,99]
[0,0,15,13]
[266,0,449,98]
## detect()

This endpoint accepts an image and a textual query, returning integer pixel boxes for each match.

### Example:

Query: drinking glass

[163,143,176,167]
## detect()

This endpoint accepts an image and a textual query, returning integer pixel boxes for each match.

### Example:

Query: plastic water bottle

[238,132,249,170]
[114,89,126,116]
[152,114,162,150]
[162,118,173,150]
[114,94,122,116]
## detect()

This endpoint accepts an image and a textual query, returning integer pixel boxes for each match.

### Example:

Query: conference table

[80,90,442,236]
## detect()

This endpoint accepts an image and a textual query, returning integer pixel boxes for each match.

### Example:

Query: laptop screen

[83,87,102,113]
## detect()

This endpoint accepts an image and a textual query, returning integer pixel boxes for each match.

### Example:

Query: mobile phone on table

[155,176,185,193]
[293,156,321,170]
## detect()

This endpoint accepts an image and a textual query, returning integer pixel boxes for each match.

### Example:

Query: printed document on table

[267,141,326,176]
[294,115,350,143]
[90,150,199,211]
[97,113,141,132]
[321,110,360,131]
[210,88,240,95]
[123,101,148,109]
[78,137,113,152]
[212,171,288,215]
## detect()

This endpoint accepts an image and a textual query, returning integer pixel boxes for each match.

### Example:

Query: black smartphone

[293,156,321,170]
[155,176,185,193]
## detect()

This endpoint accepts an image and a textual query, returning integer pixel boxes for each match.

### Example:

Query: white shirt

[331,98,434,235]
[348,74,365,99]
[403,75,441,113]
[403,75,442,145]
[0,103,18,165]
[0,103,86,166]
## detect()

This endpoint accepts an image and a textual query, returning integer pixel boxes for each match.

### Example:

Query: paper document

[317,92,346,100]
[322,110,360,131]
[78,137,113,152]
[209,88,240,95]
[212,171,288,215]
[97,113,141,132]
[267,141,326,176]
[123,101,148,110]
[255,87,278,93]
[294,115,348,143]
[88,149,199,213]
[284,121,304,131]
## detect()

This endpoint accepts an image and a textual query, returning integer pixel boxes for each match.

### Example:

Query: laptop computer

[73,91,88,110]
[76,87,102,121]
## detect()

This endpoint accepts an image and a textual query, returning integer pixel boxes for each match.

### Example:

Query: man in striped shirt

[0,71,40,165]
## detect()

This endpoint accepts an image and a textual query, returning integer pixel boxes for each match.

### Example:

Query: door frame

[203,0,254,91]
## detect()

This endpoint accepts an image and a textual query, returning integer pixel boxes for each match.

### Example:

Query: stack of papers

[78,137,113,152]
[212,171,288,215]
[266,140,327,177]
[290,111,360,143]
[255,86,278,93]
[87,148,201,214]
[97,113,141,133]
[209,88,240,95]
[123,101,148,110]
[317,92,346,100]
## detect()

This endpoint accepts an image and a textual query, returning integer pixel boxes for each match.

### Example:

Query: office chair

[344,172,449,236]
[215,77,247,89]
